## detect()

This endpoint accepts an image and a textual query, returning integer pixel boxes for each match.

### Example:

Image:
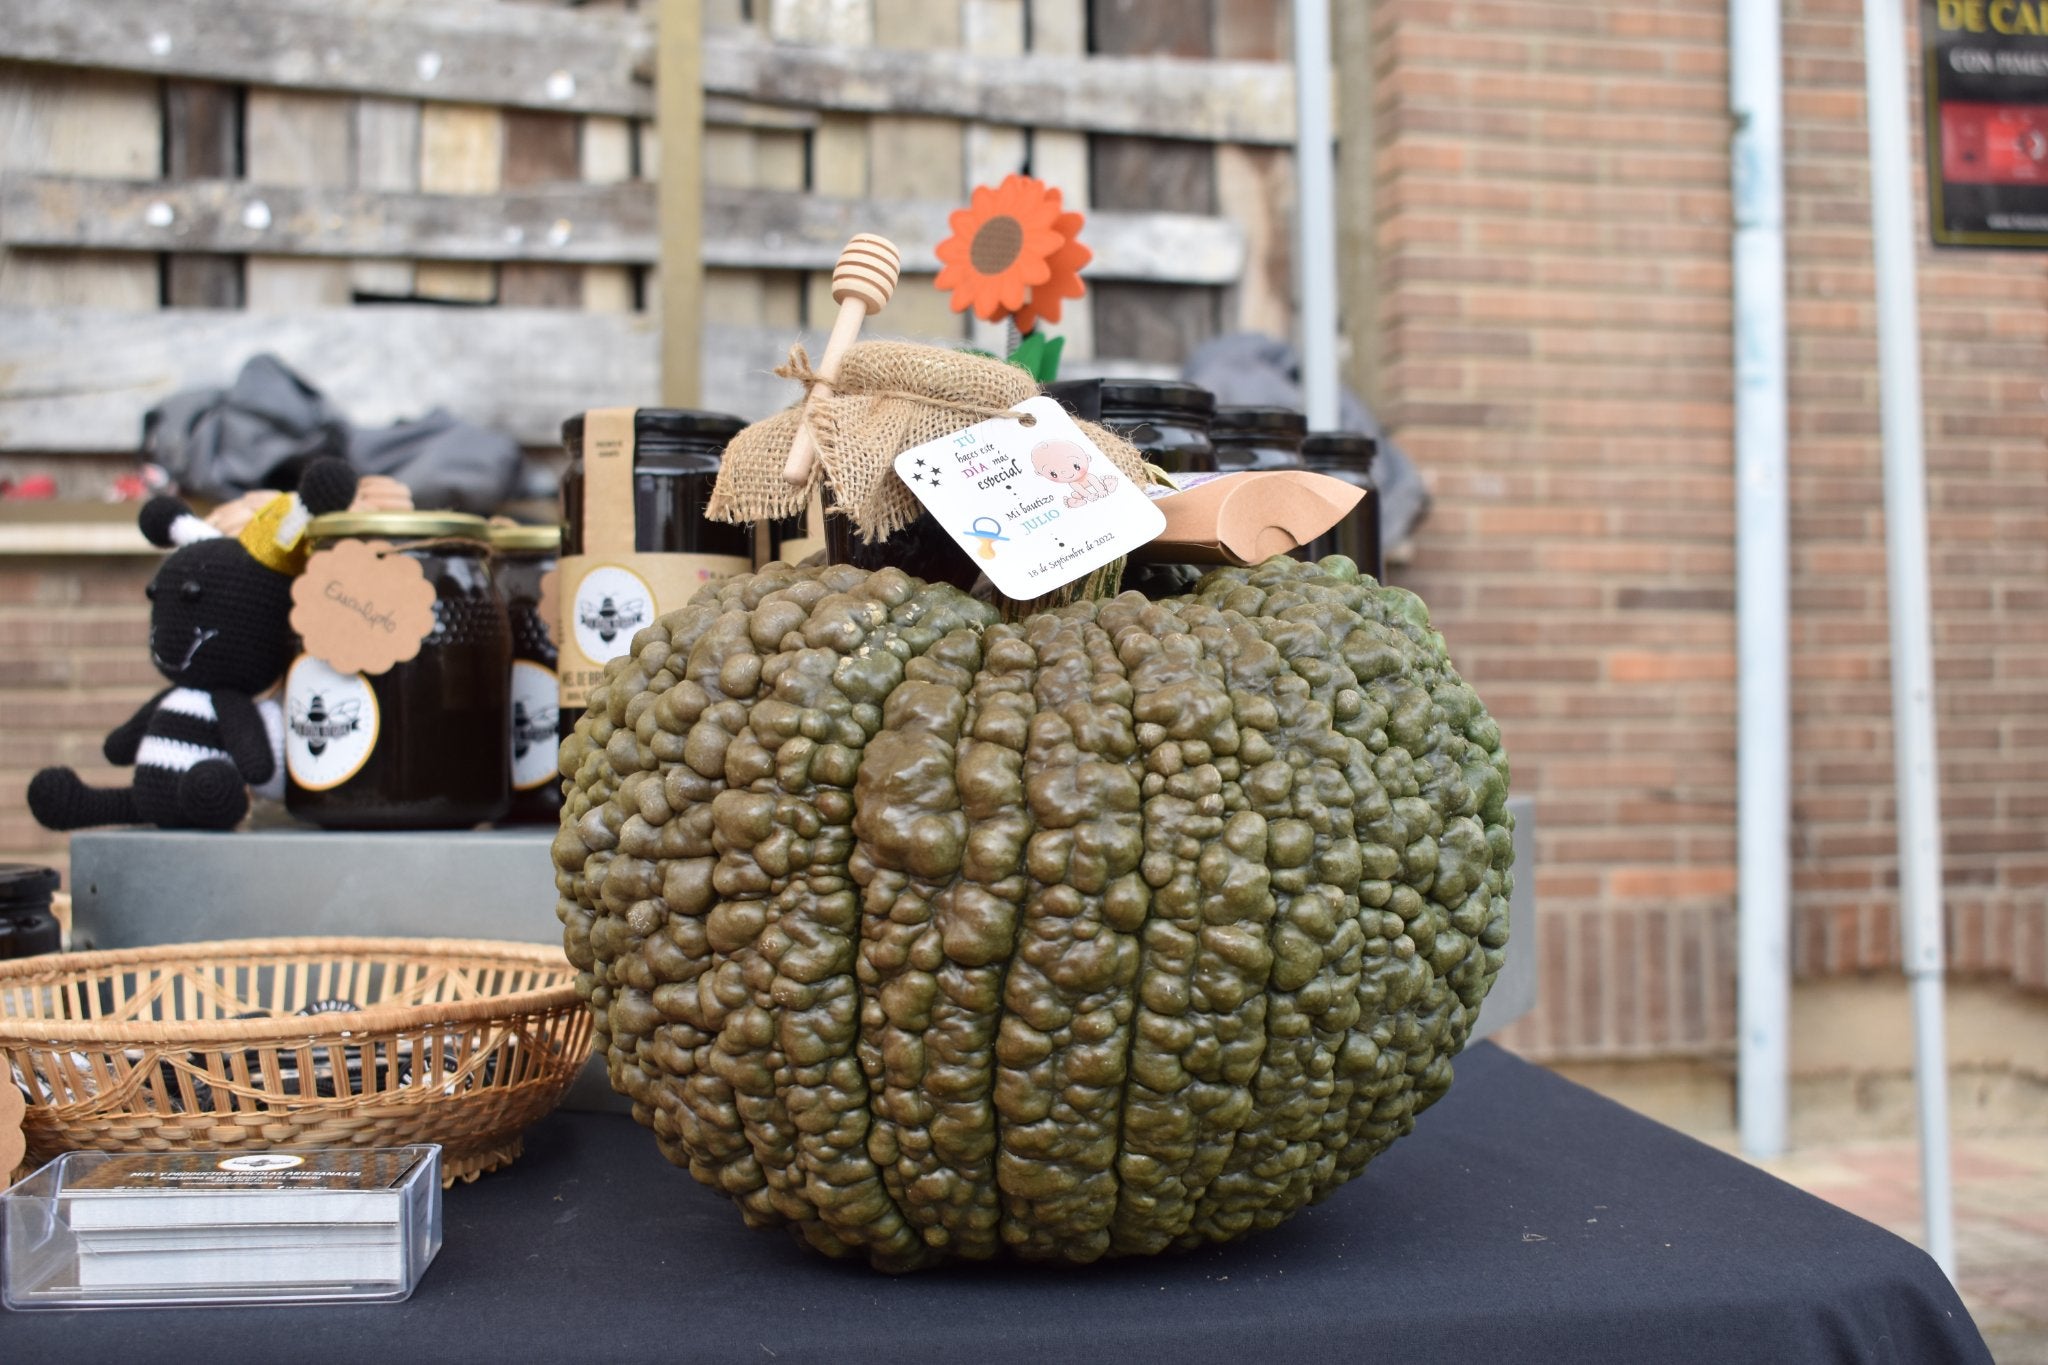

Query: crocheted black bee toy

[27,458,359,832]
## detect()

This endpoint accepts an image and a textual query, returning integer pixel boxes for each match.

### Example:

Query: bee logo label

[568,563,654,665]
[284,655,379,790]
[510,658,561,790]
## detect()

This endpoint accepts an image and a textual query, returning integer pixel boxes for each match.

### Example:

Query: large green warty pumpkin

[552,555,1513,1271]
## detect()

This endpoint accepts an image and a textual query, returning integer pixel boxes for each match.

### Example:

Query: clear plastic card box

[2,1145,442,1309]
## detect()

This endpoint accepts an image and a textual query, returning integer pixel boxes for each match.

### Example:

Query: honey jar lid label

[582,406,638,556]
[290,539,438,676]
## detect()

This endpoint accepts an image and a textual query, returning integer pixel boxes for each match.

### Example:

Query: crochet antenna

[783,234,900,486]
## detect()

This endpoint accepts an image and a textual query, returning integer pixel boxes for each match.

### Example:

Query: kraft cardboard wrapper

[582,407,638,556]
[1133,470,1364,565]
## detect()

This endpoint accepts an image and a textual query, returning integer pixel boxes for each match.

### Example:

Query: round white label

[284,655,380,791]
[569,563,655,668]
[218,1153,305,1172]
[510,658,561,791]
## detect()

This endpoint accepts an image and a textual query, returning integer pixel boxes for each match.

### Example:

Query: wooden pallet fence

[0,0,1295,142]
[0,0,1312,460]
[0,176,1245,282]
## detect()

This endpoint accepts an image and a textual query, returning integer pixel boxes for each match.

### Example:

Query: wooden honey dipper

[783,233,902,485]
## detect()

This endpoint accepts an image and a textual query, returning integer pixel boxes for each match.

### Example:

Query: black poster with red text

[1925,0,2048,246]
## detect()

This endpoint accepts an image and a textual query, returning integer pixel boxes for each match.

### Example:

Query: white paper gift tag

[891,396,1165,598]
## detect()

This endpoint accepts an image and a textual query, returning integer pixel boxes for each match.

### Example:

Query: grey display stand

[70,827,559,951]
[68,797,1537,1107]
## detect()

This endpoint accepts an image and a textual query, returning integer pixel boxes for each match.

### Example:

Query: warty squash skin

[552,555,1512,1271]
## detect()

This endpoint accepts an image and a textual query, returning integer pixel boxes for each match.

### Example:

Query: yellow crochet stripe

[237,493,314,575]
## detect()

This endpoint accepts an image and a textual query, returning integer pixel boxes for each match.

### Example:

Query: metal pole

[1293,0,1341,430]
[1859,0,1957,1281]
[1732,0,1792,1161]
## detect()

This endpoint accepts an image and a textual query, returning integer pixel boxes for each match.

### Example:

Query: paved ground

[1728,1135,2048,1363]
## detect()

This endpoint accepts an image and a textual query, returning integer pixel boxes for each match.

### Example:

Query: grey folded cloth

[1182,332,1430,553]
[144,354,521,513]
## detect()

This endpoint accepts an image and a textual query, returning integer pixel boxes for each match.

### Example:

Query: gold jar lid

[485,522,561,552]
[307,511,492,541]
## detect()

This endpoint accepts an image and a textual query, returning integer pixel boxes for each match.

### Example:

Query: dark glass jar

[285,512,512,830]
[490,522,563,826]
[560,409,751,563]
[822,507,976,593]
[1045,378,1218,475]
[559,409,753,736]
[1211,406,1307,471]
[0,863,61,960]
[1046,379,1218,599]
[1301,432,1383,580]
[757,492,825,570]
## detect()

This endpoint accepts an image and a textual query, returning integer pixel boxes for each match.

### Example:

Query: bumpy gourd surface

[553,556,1512,1271]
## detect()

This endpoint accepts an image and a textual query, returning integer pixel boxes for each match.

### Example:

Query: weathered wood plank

[352,97,421,298]
[0,308,1170,451]
[2,0,653,118]
[0,63,159,309]
[0,176,1247,284]
[500,109,584,307]
[712,37,1293,144]
[784,0,874,334]
[162,81,244,309]
[703,95,820,131]
[580,114,638,315]
[963,0,1027,356]
[243,90,355,309]
[1026,0,1092,359]
[0,0,1294,143]
[416,103,502,303]
[1215,0,1296,340]
[0,308,660,450]
[1090,3,1220,364]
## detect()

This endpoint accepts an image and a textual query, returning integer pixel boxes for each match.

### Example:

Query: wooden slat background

[0,0,1307,484]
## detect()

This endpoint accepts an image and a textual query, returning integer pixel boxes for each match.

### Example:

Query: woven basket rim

[0,936,580,1047]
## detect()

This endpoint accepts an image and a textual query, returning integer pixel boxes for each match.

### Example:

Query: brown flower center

[969,215,1025,275]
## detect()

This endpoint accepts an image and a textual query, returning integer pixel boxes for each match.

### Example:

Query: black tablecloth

[4,1044,1989,1364]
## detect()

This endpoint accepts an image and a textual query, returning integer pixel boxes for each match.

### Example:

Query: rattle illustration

[1031,439,1119,508]
[964,517,1009,560]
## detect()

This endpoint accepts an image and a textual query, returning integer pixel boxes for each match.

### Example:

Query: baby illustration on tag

[1031,439,1120,508]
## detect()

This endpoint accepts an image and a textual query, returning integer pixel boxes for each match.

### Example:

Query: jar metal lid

[308,511,492,541]
[0,863,60,907]
[1042,379,1217,422]
[1301,431,1379,468]
[1213,406,1308,437]
[1099,379,1215,416]
[560,408,747,452]
[486,522,561,552]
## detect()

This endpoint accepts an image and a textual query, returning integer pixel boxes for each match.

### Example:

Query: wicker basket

[0,938,590,1185]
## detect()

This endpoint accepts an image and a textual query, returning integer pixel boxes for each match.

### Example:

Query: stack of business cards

[3,1146,443,1307]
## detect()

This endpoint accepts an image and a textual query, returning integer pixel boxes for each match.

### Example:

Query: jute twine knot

[707,339,1147,544]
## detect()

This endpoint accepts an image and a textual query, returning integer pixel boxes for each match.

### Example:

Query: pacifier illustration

[964,517,1009,560]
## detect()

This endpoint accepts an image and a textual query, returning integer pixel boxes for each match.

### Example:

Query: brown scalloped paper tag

[1,1077,24,1179]
[290,539,438,676]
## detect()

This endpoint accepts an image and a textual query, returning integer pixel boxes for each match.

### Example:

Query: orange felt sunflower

[934,174,1070,323]
[1013,209,1091,334]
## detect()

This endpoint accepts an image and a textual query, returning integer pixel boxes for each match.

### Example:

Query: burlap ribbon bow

[706,340,1146,544]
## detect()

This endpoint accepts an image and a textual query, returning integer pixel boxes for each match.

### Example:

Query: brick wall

[1367,0,2048,1060]
[0,557,159,876]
